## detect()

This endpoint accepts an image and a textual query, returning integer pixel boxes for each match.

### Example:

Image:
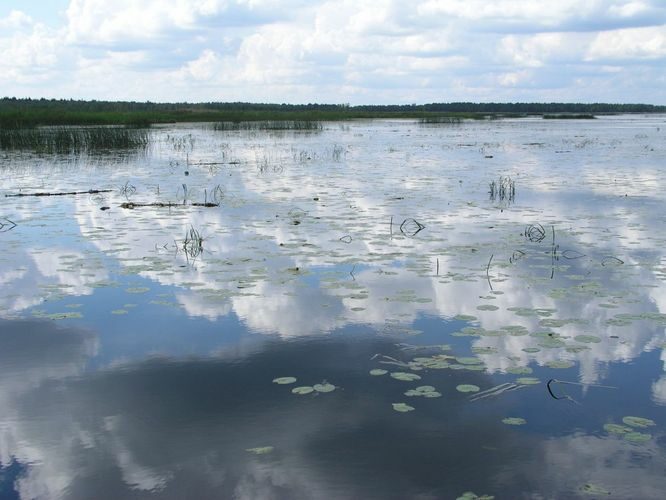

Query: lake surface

[1,116,666,499]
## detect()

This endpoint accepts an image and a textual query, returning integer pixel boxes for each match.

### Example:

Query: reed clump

[419,116,462,125]
[0,126,149,153]
[213,120,323,131]
[489,176,516,202]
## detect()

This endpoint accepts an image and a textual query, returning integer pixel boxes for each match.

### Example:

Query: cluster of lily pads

[272,376,336,394]
[603,415,656,443]
[369,344,547,413]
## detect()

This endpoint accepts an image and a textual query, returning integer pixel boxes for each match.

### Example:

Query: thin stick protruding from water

[5,189,112,198]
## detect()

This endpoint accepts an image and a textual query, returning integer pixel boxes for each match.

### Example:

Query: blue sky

[1,0,665,104]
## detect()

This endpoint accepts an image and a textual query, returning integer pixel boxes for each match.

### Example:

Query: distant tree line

[1,97,664,127]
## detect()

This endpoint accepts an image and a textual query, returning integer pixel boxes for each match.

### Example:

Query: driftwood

[120,202,219,209]
[5,189,112,198]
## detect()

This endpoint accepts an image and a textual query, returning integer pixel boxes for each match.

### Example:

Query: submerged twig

[469,383,527,402]
[486,254,494,291]
[120,202,218,209]
[5,189,112,198]
[400,218,425,237]
[0,218,17,232]
[546,378,617,405]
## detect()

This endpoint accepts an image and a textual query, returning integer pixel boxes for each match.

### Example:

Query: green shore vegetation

[2,98,664,128]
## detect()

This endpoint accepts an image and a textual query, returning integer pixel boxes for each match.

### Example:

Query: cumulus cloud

[0,0,664,102]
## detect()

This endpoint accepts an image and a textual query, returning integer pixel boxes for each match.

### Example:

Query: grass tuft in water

[0,126,149,153]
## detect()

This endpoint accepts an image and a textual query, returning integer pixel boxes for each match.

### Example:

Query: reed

[213,120,323,131]
[0,126,149,153]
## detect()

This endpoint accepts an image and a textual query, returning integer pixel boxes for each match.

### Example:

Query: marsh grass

[0,126,150,153]
[418,116,463,125]
[489,176,516,203]
[182,225,205,260]
[213,120,323,131]
[543,114,596,119]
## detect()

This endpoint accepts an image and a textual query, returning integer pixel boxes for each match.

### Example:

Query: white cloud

[1,1,665,103]
[0,9,33,29]
[586,26,666,61]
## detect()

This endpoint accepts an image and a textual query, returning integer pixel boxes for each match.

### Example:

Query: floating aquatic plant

[392,403,415,412]
[502,417,527,425]
[390,372,422,381]
[456,492,495,500]
[273,377,297,385]
[515,377,540,385]
[313,382,336,393]
[369,369,388,376]
[574,335,601,343]
[579,483,611,496]
[622,416,655,428]
[456,384,480,393]
[246,446,274,455]
[624,432,651,443]
[291,386,314,395]
[603,423,631,435]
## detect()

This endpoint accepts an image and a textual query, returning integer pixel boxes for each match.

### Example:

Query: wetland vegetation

[2,97,664,126]
[1,113,665,499]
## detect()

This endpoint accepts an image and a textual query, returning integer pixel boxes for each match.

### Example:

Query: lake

[1,116,666,499]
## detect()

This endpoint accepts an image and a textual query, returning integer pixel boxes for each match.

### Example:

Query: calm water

[1,116,666,499]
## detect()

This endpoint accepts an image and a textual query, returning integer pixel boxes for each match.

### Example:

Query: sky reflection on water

[1,117,666,498]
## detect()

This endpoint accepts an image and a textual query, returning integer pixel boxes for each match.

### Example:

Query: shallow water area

[1,116,666,499]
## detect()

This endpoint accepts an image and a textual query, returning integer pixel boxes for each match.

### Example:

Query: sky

[0,0,665,104]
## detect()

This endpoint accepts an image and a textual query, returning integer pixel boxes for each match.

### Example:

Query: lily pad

[369,369,388,376]
[545,360,574,369]
[246,446,274,455]
[516,377,540,385]
[273,377,297,385]
[580,483,611,496]
[624,431,652,443]
[456,357,484,365]
[502,417,526,425]
[456,384,480,393]
[390,372,422,382]
[392,403,415,413]
[313,382,336,393]
[456,492,495,500]
[476,304,499,311]
[622,416,656,428]
[507,366,532,375]
[574,335,601,343]
[603,423,631,435]
[291,386,314,395]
